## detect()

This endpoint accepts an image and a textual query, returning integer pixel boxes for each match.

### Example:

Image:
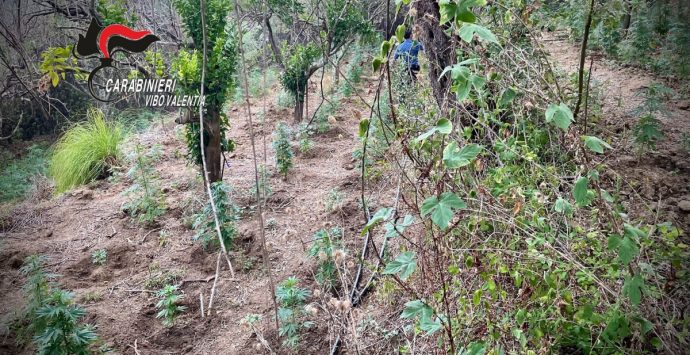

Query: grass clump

[50,108,124,193]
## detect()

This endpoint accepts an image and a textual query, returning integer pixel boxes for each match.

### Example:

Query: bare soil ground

[0,77,383,354]
[543,31,690,232]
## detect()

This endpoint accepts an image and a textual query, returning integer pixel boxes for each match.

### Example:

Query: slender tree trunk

[294,97,304,123]
[204,108,222,182]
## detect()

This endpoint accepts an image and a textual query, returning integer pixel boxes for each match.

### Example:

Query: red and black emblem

[75,19,159,101]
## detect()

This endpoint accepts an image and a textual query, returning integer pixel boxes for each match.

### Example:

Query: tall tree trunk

[412,1,457,113]
[294,97,304,123]
[204,108,222,182]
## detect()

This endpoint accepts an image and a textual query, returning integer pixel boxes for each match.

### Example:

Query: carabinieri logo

[75,19,159,102]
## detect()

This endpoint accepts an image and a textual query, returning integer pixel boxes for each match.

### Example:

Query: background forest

[0,0,689,353]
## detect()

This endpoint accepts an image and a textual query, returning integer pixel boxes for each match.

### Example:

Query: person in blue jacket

[394,28,424,81]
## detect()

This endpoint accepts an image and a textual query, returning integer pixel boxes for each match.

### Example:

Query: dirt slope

[0,79,378,354]
[543,31,690,231]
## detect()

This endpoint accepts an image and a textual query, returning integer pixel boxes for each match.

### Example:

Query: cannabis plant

[12,255,54,345]
[33,290,98,354]
[272,122,294,178]
[156,285,186,327]
[193,182,238,251]
[632,84,670,152]
[276,277,313,349]
[308,227,343,290]
[122,144,166,225]
[91,249,107,265]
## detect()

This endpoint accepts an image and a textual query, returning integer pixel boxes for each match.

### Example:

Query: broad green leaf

[384,214,414,238]
[545,103,574,131]
[554,197,573,215]
[438,0,458,25]
[358,118,370,138]
[608,234,639,265]
[383,251,417,280]
[443,142,482,168]
[498,87,517,107]
[419,314,443,335]
[623,274,644,306]
[420,192,466,229]
[573,176,590,207]
[401,299,432,319]
[440,64,471,81]
[459,341,487,355]
[583,135,612,154]
[372,57,383,72]
[395,25,406,43]
[436,118,453,135]
[380,40,392,58]
[360,207,392,236]
[415,119,453,142]
[473,289,482,305]
[458,23,498,44]
[456,9,477,23]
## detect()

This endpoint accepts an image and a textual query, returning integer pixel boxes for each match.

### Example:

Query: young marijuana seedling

[156,285,186,327]
[91,249,107,265]
[276,277,313,349]
[308,227,344,290]
[273,122,294,178]
[122,144,166,225]
[193,182,238,251]
[325,188,344,212]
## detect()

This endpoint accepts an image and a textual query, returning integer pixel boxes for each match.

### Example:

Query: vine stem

[198,0,235,315]
[233,0,279,331]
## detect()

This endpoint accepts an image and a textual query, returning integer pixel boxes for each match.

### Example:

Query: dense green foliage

[12,256,98,354]
[156,285,186,327]
[49,109,124,193]
[193,182,238,251]
[308,227,343,290]
[172,0,238,168]
[272,122,294,177]
[276,277,313,348]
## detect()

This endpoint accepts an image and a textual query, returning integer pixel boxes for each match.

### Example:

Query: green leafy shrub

[12,255,98,353]
[49,108,124,193]
[11,255,53,346]
[193,182,238,251]
[122,144,166,225]
[273,122,294,178]
[91,249,107,265]
[276,277,313,349]
[308,227,344,290]
[156,285,186,327]
[34,290,98,354]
